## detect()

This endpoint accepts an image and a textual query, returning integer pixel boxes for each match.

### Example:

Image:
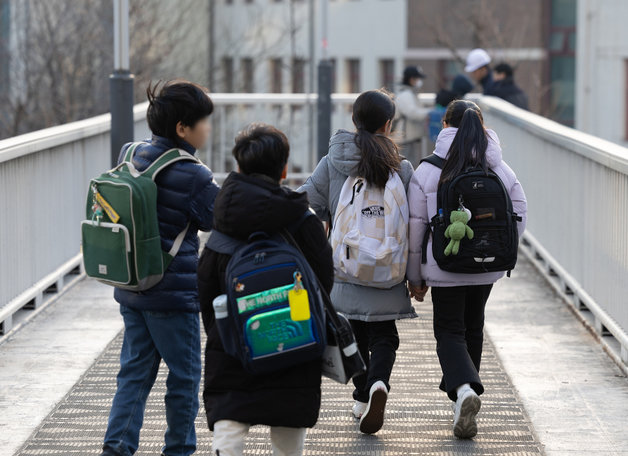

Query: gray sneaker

[453,389,481,439]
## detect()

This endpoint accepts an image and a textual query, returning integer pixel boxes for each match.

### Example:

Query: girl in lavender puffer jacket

[406,100,527,440]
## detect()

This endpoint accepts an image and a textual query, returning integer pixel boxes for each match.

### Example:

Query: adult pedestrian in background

[492,63,529,110]
[395,66,430,165]
[465,49,494,95]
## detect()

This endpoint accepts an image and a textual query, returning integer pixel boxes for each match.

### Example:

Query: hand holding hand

[408,282,429,302]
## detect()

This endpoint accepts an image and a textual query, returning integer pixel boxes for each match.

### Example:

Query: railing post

[110,0,134,167]
[317,60,332,161]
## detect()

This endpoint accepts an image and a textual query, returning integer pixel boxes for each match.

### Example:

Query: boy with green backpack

[87,80,219,456]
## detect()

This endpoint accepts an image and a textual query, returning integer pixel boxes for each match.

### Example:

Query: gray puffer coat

[298,129,417,322]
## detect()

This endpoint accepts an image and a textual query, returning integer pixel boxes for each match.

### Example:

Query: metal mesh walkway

[14,305,543,455]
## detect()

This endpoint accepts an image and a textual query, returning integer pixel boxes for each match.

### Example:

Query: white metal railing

[0,105,150,334]
[3,91,626,369]
[479,96,628,367]
[0,93,371,334]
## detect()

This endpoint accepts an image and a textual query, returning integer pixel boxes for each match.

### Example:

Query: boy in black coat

[197,123,334,455]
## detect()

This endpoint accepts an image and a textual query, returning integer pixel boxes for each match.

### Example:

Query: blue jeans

[103,305,201,456]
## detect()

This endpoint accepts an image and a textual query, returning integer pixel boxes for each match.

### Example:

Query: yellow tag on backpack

[288,272,311,321]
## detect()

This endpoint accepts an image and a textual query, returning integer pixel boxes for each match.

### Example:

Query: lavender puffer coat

[406,127,528,288]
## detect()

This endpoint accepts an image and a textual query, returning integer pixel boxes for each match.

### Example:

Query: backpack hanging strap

[421,215,443,264]
[164,222,191,263]
[421,226,431,264]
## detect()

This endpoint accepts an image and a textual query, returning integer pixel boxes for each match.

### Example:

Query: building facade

[406,0,576,124]
[576,0,628,145]
[211,0,407,94]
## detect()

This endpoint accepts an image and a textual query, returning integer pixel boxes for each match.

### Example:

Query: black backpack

[421,154,522,274]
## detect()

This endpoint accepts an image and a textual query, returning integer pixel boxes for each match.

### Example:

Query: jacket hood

[434,127,502,168]
[328,129,362,176]
[213,172,310,239]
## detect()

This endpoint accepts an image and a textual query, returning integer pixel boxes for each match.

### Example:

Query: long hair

[439,100,489,185]
[352,89,401,189]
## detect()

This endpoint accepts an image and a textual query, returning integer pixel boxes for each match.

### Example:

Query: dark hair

[352,89,401,189]
[439,100,488,185]
[494,62,514,78]
[402,66,425,86]
[232,123,290,182]
[435,89,457,108]
[146,80,214,146]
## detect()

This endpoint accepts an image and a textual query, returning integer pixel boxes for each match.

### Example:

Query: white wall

[576,0,628,145]
[213,0,407,94]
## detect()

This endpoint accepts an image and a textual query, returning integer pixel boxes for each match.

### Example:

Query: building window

[346,59,360,93]
[379,59,395,91]
[548,0,576,126]
[241,58,254,93]
[222,57,234,93]
[292,58,305,93]
[270,58,283,93]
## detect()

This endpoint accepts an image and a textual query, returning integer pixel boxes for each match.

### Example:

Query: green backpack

[81,142,199,291]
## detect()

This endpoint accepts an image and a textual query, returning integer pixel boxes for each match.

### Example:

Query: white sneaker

[359,381,388,434]
[352,400,367,419]
[453,388,481,439]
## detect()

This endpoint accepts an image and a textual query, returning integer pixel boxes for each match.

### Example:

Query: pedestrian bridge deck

[13,295,542,456]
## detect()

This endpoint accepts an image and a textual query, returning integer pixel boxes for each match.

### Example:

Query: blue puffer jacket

[113,135,220,313]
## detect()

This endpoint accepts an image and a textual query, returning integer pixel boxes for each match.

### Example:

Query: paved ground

[10,296,541,455]
[486,258,628,455]
[0,280,123,456]
[3,254,628,455]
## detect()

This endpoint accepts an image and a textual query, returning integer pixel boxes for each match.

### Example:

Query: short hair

[232,123,290,182]
[494,63,514,78]
[146,80,214,146]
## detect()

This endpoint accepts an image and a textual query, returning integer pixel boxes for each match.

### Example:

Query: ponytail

[439,102,488,185]
[355,129,400,189]
[352,89,401,189]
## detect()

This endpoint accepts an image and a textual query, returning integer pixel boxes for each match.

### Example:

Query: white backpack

[331,173,409,289]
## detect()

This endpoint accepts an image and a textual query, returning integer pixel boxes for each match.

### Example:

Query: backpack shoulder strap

[286,209,318,236]
[122,142,145,164]
[420,154,446,169]
[142,148,200,181]
[205,230,246,256]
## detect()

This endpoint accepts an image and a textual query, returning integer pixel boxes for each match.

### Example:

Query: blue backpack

[205,213,327,375]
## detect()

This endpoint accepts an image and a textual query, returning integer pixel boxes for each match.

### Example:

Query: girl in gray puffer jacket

[299,90,416,435]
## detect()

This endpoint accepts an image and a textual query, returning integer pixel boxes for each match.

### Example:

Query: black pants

[431,284,493,401]
[350,319,400,403]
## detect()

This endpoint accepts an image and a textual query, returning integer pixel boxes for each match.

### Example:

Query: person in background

[492,62,529,110]
[428,74,474,143]
[395,66,430,165]
[464,49,494,95]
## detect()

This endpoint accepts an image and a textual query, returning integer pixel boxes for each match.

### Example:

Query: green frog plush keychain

[444,205,474,256]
